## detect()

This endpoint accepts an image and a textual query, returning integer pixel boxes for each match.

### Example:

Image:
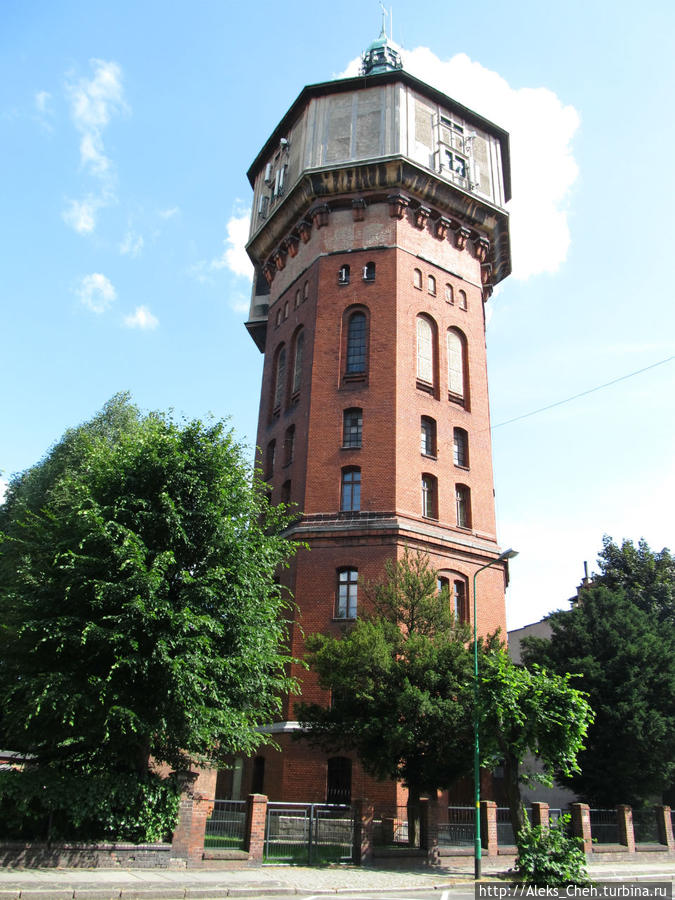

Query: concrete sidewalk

[0,855,673,899]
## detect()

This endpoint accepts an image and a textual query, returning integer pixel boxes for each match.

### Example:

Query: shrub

[0,766,181,843]
[515,814,588,885]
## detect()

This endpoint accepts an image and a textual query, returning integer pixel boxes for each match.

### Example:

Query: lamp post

[472,548,518,880]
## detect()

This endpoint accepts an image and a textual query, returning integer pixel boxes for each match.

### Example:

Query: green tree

[479,648,594,840]
[523,581,675,807]
[296,550,474,842]
[0,394,297,776]
[595,536,674,624]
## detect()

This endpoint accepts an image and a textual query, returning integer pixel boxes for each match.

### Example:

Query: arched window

[343,408,362,448]
[346,311,367,375]
[326,757,352,804]
[273,345,286,411]
[336,568,358,619]
[428,274,436,296]
[338,264,350,285]
[421,473,438,519]
[453,427,469,467]
[265,440,275,480]
[421,416,436,457]
[275,308,282,327]
[456,484,471,529]
[341,466,361,512]
[283,425,295,466]
[447,329,467,403]
[283,301,289,320]
[458,289,467,310]
[452,578,467,622]
[291,329,304,395]
[445,283,454,304]
[363,261,376,281]
[303,281,309,302]
[416,315,434,385]
[413,268,422,289]
[294,288,301,309]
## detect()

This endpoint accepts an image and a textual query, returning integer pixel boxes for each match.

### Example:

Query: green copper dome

[360,25,403,75]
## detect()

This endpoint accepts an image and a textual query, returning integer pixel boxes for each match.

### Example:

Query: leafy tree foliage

[296,550,474,837]
[524,579,675,807]
[595,536,674,624]
[515,814,588,886]
[479,648,593,840]
[0,394,297,778]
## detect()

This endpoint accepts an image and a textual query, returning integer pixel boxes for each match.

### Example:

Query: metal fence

[632,807,659,844]
[373,805,420,847]
[204,800,247,849]
[589,808,618,844]
[438,806,474,847]
[264,802,354,864]
[497,806,532,846]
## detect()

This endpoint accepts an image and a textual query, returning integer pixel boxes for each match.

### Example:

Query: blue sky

[1,0,673,628]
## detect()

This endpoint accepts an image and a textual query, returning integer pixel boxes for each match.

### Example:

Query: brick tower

[241,32,512,807]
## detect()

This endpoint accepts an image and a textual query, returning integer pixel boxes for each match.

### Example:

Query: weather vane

[378,2,394,41]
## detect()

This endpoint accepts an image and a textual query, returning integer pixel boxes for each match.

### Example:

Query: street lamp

[473,547,518,880]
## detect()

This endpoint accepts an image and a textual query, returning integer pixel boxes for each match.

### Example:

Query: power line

[491,355,674,431]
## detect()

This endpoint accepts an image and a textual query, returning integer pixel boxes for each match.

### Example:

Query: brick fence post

[655,807,674,849]
[617,805,635,852]
[352,799,374,865]
[531,802,549,830]
[420,798,439,864]
[245,793,268,865]
[571,803,592,854]
[170,771,199,865]
[480,800,498,856]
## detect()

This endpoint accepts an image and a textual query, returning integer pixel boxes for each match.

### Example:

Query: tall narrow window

[452,579,467,622]
[303,281,309,302]
[413,268,422,289]
[420,416,436,457]
[421,474,438,519]
[251,757,265,794]
[283,425,295,466]
[458,289,467,310]
[265,440,276,479]
[445,283,454,304]
[363,261,376,281]
[281,480,291,504]
[456,484,471,529]
[416,316,433,385]
[346,312,367,374]
[336,568,358,619]
[294,289,301,309]
[341,467,361,512]
[447,329,466,401]
[343,408,362,448]
[273,346,286,411]
[428,274,436,296]
[292,329,304,395]
[453,428,469,467]
[338,264,350,285]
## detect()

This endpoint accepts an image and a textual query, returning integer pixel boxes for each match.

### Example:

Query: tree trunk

[503,751,527,843]
[407,784,421,848]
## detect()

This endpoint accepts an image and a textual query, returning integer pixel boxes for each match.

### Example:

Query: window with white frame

[336,568,358,619]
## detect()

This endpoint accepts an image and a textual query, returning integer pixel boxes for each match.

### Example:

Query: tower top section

[361,21,403,75]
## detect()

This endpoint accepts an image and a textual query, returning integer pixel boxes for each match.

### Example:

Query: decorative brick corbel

[263,262,276,285]
[273,248,287,271]
[297,220,312,243]
[413,205,431,229]
[482,284,493,302]
[453,224,472,250]
[352,198,367,221]
[481,262,493,285]
[387,194,409,219]
[284,234,300,258]
[309,204,330,229]
[435,216,452,240]
[474,235,490,263]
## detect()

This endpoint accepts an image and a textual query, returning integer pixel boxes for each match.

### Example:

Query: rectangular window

[341,468,361,512]
[337,569,358,619]
[343,408,363,448]
[421,417,436,457]
[346,313,367,374]
[417,317,433,384]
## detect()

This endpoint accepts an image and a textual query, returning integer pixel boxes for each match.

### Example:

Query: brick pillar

[571,803,592,854]
[656,807,674,849]
[352,799,374,865]
[531,802,550,829]
[170,769,217,868]
[617,805,635,852]
[420,798,439,864]
[245,793,268,865]
[480,800,498,856]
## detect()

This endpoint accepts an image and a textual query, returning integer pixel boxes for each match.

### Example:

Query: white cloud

[77,273,116,313]
[341,48,580,281]
[35,91,51,114]
[124,305,158,330]
[62,195,103,234]
[67,59,126,177]
[120,229,144,257]
[210,211,253,280]
[158,206,179,220]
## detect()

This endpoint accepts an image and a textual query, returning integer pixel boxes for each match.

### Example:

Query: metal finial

[379,1,388,38]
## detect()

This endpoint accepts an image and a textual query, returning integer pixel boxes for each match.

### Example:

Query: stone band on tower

[241,35,512,806]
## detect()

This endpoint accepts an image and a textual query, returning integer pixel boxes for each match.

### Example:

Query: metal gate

[264,802,354,864]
